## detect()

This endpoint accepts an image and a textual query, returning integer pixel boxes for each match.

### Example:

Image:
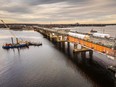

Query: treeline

[0,23,116,29]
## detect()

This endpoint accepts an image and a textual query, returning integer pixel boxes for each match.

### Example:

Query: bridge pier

[61,36,66,51]
[45,31,49,38]
[52,38,56,44]
[73,43,93,61]
[81,52,86,58]
[54,35,67,51]
[66,42,71,56]
[89,50,93,61]
[67,42,70,51]
[42,30,48,38]
[59,42,62,49]
[49,33,53,41]
[74,43,78,50]
[49,33,56,43]
[56,35,61,48]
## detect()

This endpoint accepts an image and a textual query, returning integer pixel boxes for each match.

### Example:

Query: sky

[0,0,116,24]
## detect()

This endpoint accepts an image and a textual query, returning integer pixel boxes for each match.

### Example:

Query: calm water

[62,25,116,37]
[0,29,115,87]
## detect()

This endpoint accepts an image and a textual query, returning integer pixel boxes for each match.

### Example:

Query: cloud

[0,0,116,23]
[21,0,88,5]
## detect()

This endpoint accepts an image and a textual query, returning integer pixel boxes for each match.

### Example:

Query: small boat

[90,29,97,33]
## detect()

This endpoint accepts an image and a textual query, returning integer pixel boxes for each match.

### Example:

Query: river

[0,28,115,87]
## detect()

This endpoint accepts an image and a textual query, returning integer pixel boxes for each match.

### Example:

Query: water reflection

[52,40,115,87]
[65,44,115,87]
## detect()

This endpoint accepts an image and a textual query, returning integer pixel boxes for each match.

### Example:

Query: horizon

[0,0,116,24]
[0,22,116,25]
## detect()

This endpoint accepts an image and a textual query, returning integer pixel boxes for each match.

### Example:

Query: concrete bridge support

[61,36,66,51]
[73,43,93,61]
[49,33,53,41]
[47,32,50,40]
[74,43,78,50]
[54,35,66,51]
[67,42,70,51]
[89,50,93,61]
[81,52,86,59]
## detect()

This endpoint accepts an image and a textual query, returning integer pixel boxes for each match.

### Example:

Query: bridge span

[34,27,116,77]
[35,27,116,57]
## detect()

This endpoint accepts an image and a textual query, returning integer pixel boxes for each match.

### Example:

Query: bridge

[34,27,116,76]
[35,27,116,57]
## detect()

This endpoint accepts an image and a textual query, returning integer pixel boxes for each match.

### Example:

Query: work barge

[2,37,42,49]
[34,27,116,79]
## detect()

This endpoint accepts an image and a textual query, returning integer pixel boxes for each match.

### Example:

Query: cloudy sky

[0,0,116,24]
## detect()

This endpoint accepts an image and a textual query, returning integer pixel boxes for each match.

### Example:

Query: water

[0,28,115,87]
[62,25,116,37]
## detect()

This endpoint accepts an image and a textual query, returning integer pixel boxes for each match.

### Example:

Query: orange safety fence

[68,36,116,57]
